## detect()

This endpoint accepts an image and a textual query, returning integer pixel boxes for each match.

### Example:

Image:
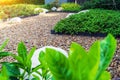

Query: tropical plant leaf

[98,71,111,80]
[1,62,20,77]
[17,42,27,61]
[87,41,100,80]
[96,34,117,79]
[10,54,24,64]
[45,48,71,80]
[0,65,9,80]
[69,42,88,80]
[0,39,9,51]
[0,52,12,59]
[26,47,36,72]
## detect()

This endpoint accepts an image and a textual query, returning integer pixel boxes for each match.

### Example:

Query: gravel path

[0,12,120,79]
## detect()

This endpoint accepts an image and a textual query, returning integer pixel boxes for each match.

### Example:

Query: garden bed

[0,12,120,79]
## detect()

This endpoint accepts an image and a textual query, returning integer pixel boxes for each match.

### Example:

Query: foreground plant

[0,34,117,80]
[43,34,116,80]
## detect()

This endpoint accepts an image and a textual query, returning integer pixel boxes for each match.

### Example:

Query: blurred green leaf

[0,52,12,59]
[96,34,117,79]
[0,39,9,51]
[1,62,20,77]
[17,42,27,61]
[45,48,71,80]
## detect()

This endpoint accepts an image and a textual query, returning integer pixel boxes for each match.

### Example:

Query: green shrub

[54,9,120,36]
[0,0,44,5]
[61,3,81,12]
[0,4,43,19]
[82,0,120,10]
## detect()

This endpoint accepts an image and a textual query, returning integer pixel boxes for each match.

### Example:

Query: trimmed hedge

[53,9,120,36]
[61,3,81,12]
[0,4,43,19]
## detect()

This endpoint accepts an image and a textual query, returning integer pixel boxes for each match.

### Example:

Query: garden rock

[8,17,22,23]
[57,7,63,11]
[78,10,89,14]
[42,8,49,13]
[51,7,57,11]
[66,13,76,18]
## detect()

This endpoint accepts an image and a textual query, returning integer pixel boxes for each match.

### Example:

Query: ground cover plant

[54,9,120,37]
[0,34,117,80]
[0,4,43,19]
[61,3,81,12]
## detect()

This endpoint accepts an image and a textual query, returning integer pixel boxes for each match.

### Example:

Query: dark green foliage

[61,3,81,12]
[54,9,120,36]
[82,0,120,10]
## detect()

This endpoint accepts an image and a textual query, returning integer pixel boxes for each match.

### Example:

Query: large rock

[57,7,63,11]
[66,10,89,18]
[51,7,57,11]
[8,17,22,23]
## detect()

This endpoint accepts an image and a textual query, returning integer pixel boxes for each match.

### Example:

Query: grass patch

[54,9,120,37]
[0,4,43,19]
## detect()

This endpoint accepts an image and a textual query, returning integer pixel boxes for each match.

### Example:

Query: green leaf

[0,39,9,51]
[32,65,42,73]
[27,47,36,62]
[10,54,24,64]
[96,34,117,79]
[45,48,71,80]
[1,62,20,77]
[98,71,111,80]
[87,41,100,80]
[0,52,12,59]
[69,42,88,80]
[32,74,40,80]
[26,47,36,71]
[0,65,9,80]
[17,42,27,61]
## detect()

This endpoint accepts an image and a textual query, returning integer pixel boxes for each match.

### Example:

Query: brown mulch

[0,12,120,79]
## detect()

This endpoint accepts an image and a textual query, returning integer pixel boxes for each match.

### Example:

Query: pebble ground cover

[0,13,120,79]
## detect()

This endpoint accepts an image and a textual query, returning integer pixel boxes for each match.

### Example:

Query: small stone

[57,7,63,11]
[8,17,22,23]
[51,7,57,11]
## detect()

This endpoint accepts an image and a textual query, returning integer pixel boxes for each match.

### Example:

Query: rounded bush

[61,3,81,12]
[53,9,120,36]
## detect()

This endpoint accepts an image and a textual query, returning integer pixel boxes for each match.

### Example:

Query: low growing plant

[61,3,81,12]
[54,9,120,36]
[0,4,43,19]
[0,34,117,80]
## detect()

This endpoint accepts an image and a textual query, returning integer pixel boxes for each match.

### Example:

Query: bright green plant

[43,34,116,80]
[0,4,43,19]
[0,34,117,80]
[61,3,81,12]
